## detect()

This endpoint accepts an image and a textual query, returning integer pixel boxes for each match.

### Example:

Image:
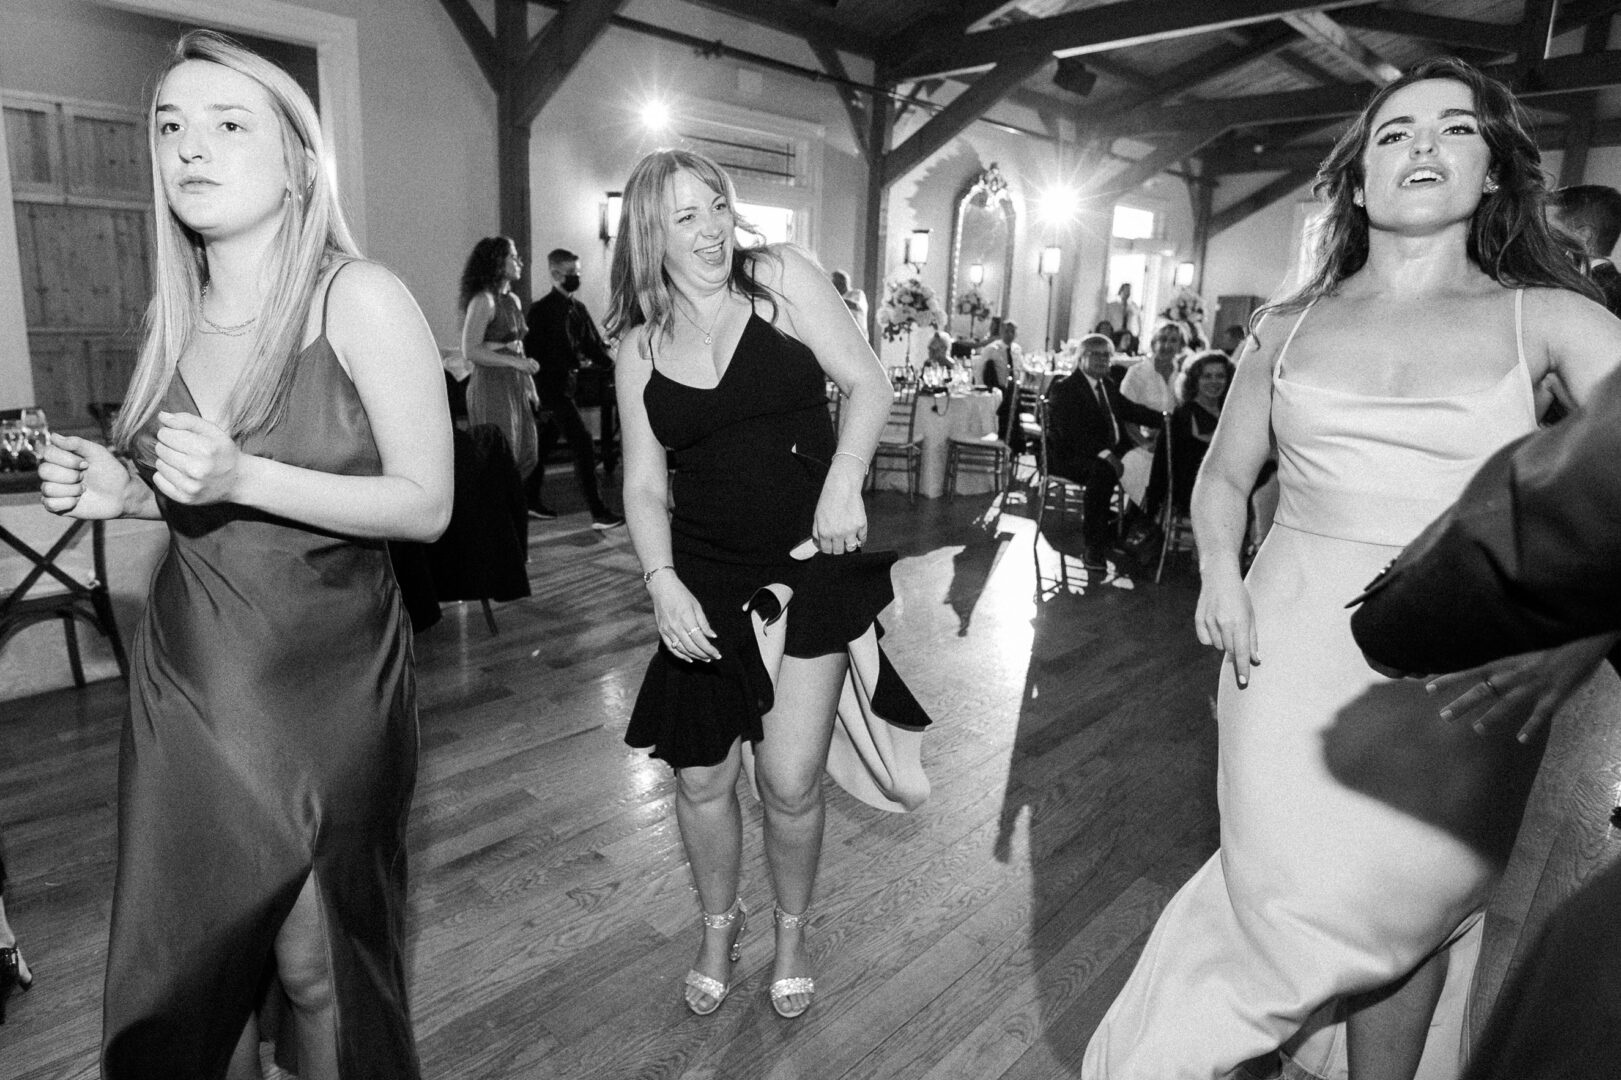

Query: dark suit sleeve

[1108,384,1167,430]
[1350,362,1621,674]
[571,302,615,368]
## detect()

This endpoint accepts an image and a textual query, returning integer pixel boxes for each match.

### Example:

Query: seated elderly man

[1045,333,1164,568]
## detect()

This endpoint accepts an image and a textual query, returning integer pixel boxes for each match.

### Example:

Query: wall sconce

[601,191,623,244]
[1175,260,1196,288]
[1039,246,1062,351]
[904,228,931,270]
[968,262,984,286]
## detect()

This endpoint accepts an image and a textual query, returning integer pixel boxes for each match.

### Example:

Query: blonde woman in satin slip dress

[1084,59,1621,1080]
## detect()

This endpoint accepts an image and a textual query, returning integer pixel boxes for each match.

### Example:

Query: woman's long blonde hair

[113,29,360,450]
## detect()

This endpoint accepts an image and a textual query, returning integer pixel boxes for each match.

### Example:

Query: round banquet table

[873,387,1002,499]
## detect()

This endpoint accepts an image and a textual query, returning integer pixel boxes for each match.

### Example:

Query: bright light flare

[1038,184,1080,225]
[640,99,671,130]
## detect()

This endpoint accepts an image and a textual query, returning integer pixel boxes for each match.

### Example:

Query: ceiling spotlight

[640,99,671,130]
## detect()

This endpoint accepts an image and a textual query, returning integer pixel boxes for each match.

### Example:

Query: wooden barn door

[4,92,151,435]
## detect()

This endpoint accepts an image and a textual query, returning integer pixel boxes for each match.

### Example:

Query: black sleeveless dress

[104,266,421,1079]
[627,312,930,778]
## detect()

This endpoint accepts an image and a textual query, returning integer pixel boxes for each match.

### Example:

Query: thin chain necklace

[678,294,725,346]
[198,283,259,337]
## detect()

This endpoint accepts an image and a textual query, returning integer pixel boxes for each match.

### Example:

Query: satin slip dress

[465,290,538,479]
[104,265,421,1079]
[1084,289,1555,1080]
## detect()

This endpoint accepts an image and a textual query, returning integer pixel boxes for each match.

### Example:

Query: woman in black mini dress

[607,150,930,1021]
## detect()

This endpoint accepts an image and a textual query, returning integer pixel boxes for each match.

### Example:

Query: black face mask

[561,273,581,292]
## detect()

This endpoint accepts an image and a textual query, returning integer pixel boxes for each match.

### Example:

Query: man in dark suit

[1044,333,1163,568]
[1549,184,1621,317]
[1350,362,1621,1080]
[522,248,623,530]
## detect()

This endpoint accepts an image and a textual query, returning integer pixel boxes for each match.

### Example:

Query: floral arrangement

[1160,286,1207,329]
[955,286,992,323]
[878,275,946,342]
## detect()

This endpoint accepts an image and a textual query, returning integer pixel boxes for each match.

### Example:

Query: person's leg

[1344,947,1448,1080]
[674,742,746,1013]
[754,652,847,1016]
[555,399,610,518]
[1081,456,1121,558]
[270,875,339,1080]
[0,889,30,987]
[526,407,561,513]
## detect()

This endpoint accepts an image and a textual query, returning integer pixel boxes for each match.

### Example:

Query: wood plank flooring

[0,484,1225,1079]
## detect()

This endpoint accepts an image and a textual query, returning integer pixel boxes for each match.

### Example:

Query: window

[735,202,794,246]
[1112,205,1156,240]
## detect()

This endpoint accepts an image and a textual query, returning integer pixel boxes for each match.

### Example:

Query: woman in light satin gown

[1084,58,1621,1080]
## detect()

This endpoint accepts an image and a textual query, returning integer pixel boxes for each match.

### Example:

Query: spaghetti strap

[320,260,356,336]
[1274,301,1317,379]
[1513,287,1528,375]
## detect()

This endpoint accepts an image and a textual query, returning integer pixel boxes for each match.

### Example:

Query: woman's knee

[274,887,334,1013]
[757,770,822,818]
[676,756,742,807]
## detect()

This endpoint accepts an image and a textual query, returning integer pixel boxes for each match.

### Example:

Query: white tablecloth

[874,388,1002,498]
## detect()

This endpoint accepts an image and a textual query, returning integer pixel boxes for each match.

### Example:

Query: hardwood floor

[0,484,1221,1079]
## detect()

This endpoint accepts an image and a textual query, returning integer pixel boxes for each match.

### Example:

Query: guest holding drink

[37,30,449,1079]
[607,149,931,1021]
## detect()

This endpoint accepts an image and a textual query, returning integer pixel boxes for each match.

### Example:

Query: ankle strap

[700,896,745,928]
[773,903,811,928]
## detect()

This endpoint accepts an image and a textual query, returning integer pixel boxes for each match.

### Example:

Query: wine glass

[19,407,48,454]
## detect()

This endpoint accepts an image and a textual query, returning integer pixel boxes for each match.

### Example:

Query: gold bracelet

[832,450,868,475]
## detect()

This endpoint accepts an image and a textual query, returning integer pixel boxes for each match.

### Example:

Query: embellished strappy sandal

[683,897,747,1016]
[769,904,816,1019]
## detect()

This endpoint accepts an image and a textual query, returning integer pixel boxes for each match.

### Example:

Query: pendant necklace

[680,296,724,346]
[198,283,259,337]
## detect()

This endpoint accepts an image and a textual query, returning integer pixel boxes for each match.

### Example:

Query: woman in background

[1086,58,1621,1080]
[37,30,450,1079]
[608,149,930,1022]
[459,236,540,480]
[1140,350,1234,522]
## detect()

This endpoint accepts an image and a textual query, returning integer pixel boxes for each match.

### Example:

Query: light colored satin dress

[1084,290,1553,1080]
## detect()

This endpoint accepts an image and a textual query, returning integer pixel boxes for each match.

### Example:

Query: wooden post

[496,0,532,308]
[862,94,892,343]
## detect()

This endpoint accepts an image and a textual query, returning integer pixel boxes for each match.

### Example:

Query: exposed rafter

[1210,169,1317,233]
[1518,0,1558,66]
[519,0,624,126]
[1282,11,1401,83]
[883,51,1052,185]
[440,0,499,89]
[809,40,871,161]
[1095,23,1302,121]
[663,0,874,57]
[1090,128,1225,201]
[1330,7,1517,52]
[1119,49,1621,137]
[890,0,1369,81]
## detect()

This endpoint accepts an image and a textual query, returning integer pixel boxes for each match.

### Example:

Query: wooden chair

[869,387,923,500]
[944,387,1013,502]
[1013,369,1046,479]
[1155,417,1197,583]
[0,517,129,687]
[1031,395,1087,594]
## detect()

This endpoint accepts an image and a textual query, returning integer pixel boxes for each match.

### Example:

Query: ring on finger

[1483,676,1500,697]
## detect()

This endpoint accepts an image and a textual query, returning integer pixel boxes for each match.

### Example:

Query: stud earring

[1352,190,1365,207]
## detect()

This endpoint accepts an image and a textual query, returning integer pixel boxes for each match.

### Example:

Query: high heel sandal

[683,898,746,1016]
[0,946,33,1025]
[769,905,815,1019]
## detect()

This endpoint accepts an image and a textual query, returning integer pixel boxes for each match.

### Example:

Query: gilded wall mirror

[947,164,1015,340]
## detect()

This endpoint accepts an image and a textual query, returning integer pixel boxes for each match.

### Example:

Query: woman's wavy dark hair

[458,236,514,312]
[1180,351,1236,407]
[1256,56,1597,328]
[604,148,779,338]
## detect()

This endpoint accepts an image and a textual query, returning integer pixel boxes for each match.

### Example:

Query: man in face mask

[522,248,623,529]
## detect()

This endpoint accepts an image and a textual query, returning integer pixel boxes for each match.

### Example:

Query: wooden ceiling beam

[1089,128,1226,201]
[1518,0,1558,65]
[1282,10,1401,83]
[1554,0,1621,36]
[1121,49,1621,136]
[890,0,1369,81]
[518,0,624,126]
[529,0,875,58]
[1209,169,1317,233]
[883,50,1051,185]
[809,40,870,162]
[1331,6,1517,52]
[1096,23,1302,120]
[439,0,500,89]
